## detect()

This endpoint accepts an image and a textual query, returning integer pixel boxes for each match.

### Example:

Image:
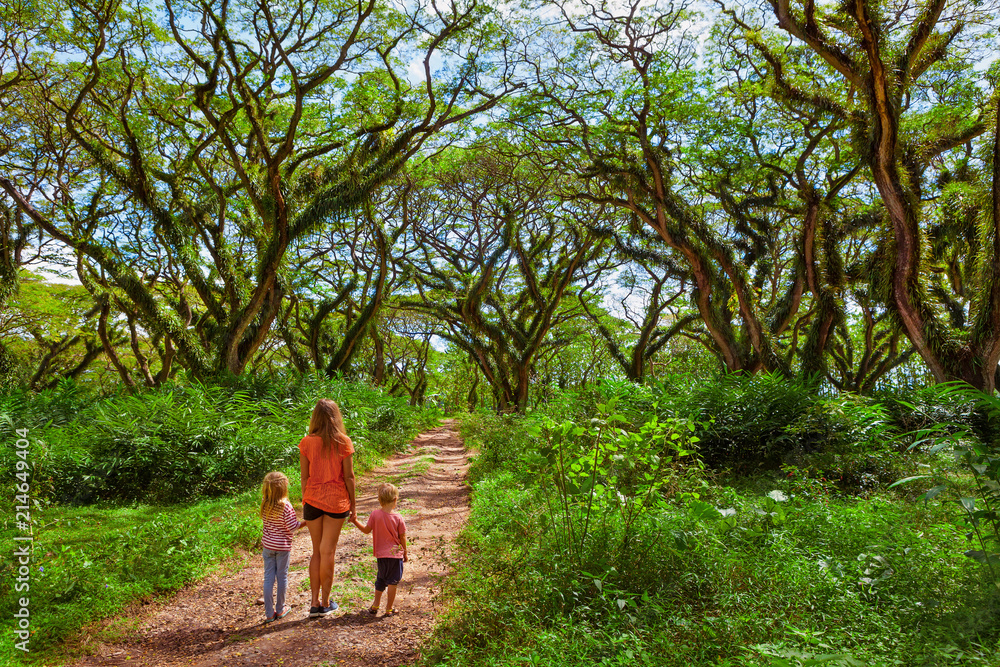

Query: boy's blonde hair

[261,471,290,519]
[378,482,399,507]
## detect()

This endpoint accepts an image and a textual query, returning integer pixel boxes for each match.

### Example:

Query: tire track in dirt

[70,420,469,667]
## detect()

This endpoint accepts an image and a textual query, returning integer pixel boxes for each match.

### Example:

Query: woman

[299,399,356,616]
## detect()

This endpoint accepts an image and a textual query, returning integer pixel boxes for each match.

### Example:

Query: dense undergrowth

[0,373,437,664]
[426,376,1000,666]
[4,371,999,666]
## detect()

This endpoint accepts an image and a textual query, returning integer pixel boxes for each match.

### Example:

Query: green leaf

[888,475,931,488]
[927,441,955,454]
[963,550,1000,566]
[689,500,721,522]
[921,485,948,501]
[672,532,691,552]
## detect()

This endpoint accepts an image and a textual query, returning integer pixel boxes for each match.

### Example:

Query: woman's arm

[342,453,356,521]
[300,451,310,502]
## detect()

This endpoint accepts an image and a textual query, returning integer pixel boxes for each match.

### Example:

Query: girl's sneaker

[275,606,290,620]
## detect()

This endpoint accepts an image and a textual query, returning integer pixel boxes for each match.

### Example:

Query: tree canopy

[2,0,998,406]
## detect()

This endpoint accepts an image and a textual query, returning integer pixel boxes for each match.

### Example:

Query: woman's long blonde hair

[260,471,289,519]
[309,399,348,456]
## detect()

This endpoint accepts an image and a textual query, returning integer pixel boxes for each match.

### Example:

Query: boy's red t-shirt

[298,434,354,514]
[365,507,406,559]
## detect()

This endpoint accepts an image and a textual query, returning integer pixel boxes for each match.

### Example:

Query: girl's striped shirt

[262,501,299,551]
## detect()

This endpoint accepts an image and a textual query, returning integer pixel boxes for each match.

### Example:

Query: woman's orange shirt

[298,434,354,514]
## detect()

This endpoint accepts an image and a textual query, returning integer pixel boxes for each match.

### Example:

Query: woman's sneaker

[309,602,338,617]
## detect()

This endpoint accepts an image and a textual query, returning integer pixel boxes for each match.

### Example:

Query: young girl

[260,471,305,623]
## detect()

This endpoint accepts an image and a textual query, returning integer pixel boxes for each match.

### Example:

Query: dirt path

[71,421,469,667]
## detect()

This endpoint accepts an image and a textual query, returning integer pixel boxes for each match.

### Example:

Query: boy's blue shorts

[374,557,404,591]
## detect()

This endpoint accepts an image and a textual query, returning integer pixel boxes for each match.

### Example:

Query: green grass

[392,456,435,482]
[89,614,145,645]
[296,560,374,606]
[331,560,377,606]
[427,481,998,666]
[1,484,262,664]
[366,454,437,488]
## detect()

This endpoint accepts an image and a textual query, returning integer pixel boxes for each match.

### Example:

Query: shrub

[462,412,536,483]
[780,394,904,494]
[683,373,820,469]
[1,373,431,505]
[671,374,906,491]
[25,385,295,503]
[876,382,981,435]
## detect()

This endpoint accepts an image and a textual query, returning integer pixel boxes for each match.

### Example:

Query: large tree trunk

[97,299,137,390]
[972,98,1000,394]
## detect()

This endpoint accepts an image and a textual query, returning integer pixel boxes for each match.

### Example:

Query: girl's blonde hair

[260,471,290,519]
[308,399,349,456]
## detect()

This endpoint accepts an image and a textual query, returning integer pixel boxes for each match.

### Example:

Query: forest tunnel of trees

[7,3,1000,664]
[2,0,999,407]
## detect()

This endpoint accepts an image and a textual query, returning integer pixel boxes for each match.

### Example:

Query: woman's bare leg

[318,515,345,606]
[306,517,324,607]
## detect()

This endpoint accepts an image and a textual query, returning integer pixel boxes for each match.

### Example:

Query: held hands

[297,520,307,530]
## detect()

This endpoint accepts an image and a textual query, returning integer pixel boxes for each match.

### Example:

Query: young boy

[351,482,408,616]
